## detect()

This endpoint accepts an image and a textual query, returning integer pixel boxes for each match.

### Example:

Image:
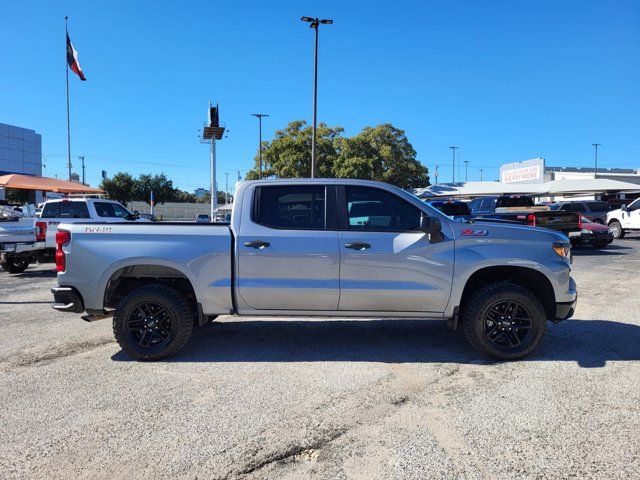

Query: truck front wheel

[0,255,30,274]
[608,221,624,239]
[113,284,194,361]
[462,282,547,360]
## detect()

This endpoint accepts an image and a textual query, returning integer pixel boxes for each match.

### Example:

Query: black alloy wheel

[483,300,532,348]
[126,301,173,349]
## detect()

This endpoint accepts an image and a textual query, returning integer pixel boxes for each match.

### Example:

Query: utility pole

[449,146,458,183]
[79,155,85,185]
[464,160,469,182]
[224,172,229,204]
[592,143,601,178]
[479,168,484,181]
[252,113,269,178]
[434,164,439,185]
[301,16,333,178]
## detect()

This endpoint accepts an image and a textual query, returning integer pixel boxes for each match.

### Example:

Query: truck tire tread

[113,284,193,361]
[462,282,547,361]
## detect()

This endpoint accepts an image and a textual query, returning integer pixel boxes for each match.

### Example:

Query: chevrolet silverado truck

[51,179,577,361]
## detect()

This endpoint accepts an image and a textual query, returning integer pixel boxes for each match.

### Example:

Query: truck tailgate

[0,220,35,244]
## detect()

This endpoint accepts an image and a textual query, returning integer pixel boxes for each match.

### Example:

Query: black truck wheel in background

[463,282,547,360]
[0,255,31,274]
[113,284,194,361]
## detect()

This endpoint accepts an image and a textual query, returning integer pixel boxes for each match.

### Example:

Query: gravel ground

[1,237,639,479]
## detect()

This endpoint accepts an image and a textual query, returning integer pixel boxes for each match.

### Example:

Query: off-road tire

[462,282,547,361]
[113,284,194,361]
[609,221,625,239]
[0,256,30,274]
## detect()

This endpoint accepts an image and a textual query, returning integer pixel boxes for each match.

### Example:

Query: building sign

[500,158,545,184]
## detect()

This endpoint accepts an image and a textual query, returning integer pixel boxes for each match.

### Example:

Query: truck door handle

[244,240,270,249]
[344,242,371,250]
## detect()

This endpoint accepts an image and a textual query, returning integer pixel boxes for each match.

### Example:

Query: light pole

[434,164,439,185]
[592,143,601,178]
[464,160,469,182]
[301,16,333,178]
[252,113,269,179]
[449,146,458,183]
[78,155,85,185]
[479,168,484,181]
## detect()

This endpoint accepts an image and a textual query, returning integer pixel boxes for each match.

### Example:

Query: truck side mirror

[420,214,441,233]
[621,204,628,211]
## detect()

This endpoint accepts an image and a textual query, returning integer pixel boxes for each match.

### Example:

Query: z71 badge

[461,229,488,236]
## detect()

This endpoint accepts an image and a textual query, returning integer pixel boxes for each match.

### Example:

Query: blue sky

[2,0,639,191]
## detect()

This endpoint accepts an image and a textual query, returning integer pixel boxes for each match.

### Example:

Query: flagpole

[65,16,72,181]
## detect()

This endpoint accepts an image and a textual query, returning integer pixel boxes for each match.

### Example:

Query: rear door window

[587,202,610,212]
[254,186,325,229]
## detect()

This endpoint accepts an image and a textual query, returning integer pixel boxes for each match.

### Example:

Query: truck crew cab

[51,179,577,362]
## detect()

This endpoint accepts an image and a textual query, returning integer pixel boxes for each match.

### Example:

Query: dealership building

[500,158,640,200]
[0,122,43,201]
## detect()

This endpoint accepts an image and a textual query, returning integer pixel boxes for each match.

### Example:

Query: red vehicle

[572,216,614,248]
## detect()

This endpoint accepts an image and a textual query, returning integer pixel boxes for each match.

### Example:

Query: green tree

[246,121,343,179]
[134,173,175,205]
[335,124,429,189]
[245,120,429,189]
[99,172,136,205]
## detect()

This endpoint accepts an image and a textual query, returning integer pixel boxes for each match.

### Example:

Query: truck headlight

[553,242,571,259]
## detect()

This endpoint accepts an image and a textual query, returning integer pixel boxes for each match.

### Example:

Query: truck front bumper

[555,295,577,322]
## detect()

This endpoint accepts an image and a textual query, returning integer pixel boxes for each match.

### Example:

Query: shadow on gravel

[9,269,57,278]
[111,318,640,368]
[572,244,633,256]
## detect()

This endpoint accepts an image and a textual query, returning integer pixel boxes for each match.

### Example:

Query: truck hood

[452,219,569,243]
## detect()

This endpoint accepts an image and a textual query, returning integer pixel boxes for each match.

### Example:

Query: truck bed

[477,210,580,234]
[56,221,234,314]
[0,218,35,244]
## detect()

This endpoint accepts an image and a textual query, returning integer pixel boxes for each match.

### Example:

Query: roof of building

[0,174,103,194]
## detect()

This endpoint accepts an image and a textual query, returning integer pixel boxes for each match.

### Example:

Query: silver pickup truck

[52,179,577,361]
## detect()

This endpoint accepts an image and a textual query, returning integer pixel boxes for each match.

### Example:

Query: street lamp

[301,16,333,178]
[252,113,269,179]
[449,146,458,183]
[592,143,601,179]
[464,160,469,182]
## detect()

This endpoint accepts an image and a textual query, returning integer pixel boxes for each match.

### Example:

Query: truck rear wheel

[0,255,30,274]
[113,284,194,361]
[462,282,547,361]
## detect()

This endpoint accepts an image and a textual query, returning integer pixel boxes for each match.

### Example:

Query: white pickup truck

[52,179,577,362]
[1,197,147,273]
[607,198,640,239]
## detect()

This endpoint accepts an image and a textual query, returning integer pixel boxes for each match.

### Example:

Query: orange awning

[0,174,103,194]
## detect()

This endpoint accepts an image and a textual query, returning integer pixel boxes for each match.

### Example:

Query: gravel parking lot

[1,237,639,480]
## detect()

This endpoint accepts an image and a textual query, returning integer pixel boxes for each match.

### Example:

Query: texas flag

[66,33,86,81]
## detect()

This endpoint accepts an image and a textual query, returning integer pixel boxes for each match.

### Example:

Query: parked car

[607,198,640,239]
[52,179,577,362]
[574,217,614,248]
[468,195,580,236]
[549,200,611,224]
[196,214,210,223]
[428,200,471,222]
